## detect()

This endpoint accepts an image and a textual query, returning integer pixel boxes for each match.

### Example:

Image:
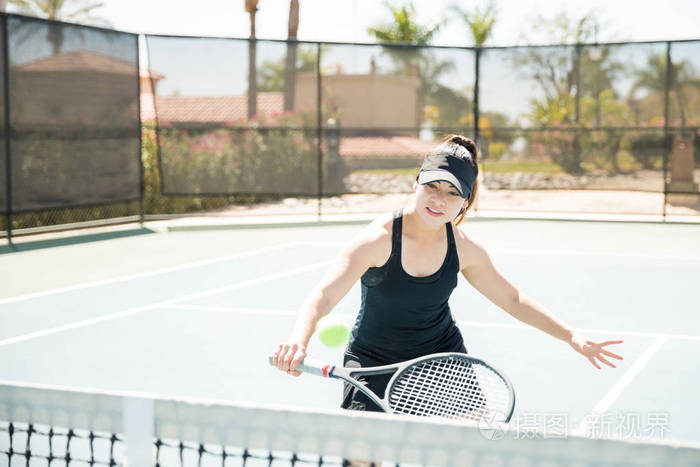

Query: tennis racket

[270,352,515,423]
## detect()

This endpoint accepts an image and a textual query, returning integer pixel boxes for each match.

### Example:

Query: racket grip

[268,356,333,377]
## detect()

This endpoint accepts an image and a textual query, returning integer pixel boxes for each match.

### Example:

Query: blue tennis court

[1,217,699,445]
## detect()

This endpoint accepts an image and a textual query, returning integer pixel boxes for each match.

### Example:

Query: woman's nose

[433,191,447,205]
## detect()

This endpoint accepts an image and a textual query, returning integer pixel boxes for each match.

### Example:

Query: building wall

[294,72,420,128]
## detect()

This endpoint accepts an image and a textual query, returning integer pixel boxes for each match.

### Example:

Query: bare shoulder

[452,223,490,271]
[345,211,394,268]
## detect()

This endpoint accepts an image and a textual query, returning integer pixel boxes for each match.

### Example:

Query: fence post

[573,43,582,174]
[473,46,480,148]
[136,34,144,225]
[2,14,12,243]
[316,42,323,220]
[662,41,672,220]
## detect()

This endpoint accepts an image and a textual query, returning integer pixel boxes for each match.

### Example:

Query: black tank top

[346,209,465,364]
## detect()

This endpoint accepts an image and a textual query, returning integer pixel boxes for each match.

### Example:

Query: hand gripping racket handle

[268,356,335,377]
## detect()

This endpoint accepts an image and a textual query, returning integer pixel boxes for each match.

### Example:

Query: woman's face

[414,180,468,225]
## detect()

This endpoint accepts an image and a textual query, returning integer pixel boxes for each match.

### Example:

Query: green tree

[514,11,616,173]
[367,2,461,129]
[9,0,108,55]
[450,0,497,46]
[629,53,699,128]
[522,11,604,45]
[9,0,106,22]
[367,2,443,45]
[367,1,445,76]
[283,0,299,111]
[258,45,318,92]
[450,1,497,146]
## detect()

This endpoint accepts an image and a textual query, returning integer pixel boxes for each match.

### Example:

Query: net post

[123,396,154,467]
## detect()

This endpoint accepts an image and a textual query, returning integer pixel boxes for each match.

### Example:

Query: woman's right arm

[271,218,390,376]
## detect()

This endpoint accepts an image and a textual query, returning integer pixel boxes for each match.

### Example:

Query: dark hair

[443,134,479,226]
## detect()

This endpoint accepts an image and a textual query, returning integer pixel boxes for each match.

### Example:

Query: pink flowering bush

[157,110,318,196]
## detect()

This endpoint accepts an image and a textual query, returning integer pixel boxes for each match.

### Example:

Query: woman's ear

[413,178,419,192]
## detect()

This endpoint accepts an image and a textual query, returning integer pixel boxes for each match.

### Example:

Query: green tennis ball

[316,316,350,348]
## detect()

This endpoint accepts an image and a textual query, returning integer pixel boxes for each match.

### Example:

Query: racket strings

[388,357,511,422]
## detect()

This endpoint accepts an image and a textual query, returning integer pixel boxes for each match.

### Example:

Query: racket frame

[273,352,515,422]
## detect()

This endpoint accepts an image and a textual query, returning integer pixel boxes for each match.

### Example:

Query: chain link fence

[3,13,699,241]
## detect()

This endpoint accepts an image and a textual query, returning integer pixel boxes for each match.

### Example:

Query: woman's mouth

[426,207,443,217]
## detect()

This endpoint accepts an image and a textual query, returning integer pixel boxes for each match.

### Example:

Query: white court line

[154,305,700,342]
[167,304,357,322]
[0,242,300,307]
[296,241,700,262]
[490,248,700,262]
[571,336,668,437]
[0,260,331,348]
[169,304,297,317]
[458,321,700,342]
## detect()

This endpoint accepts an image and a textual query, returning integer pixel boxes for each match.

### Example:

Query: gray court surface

[1,218,699,444]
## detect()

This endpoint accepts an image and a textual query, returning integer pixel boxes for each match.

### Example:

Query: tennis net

[1,382,699,467]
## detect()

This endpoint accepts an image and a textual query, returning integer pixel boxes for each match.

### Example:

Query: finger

[277,346,292,371]
[599,340,624,346]
[287,369,302,377]
[271,344,284,366]
[290,351,306,372]
[588,356,601,370]
[282,344,301,370]
[601,349,624,360]
[597,355,616,368]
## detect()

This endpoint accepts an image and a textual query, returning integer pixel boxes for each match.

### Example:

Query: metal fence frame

[2,12,699,241]
[0,13,143,242]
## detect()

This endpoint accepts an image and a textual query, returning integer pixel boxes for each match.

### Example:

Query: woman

[272,135,623,413]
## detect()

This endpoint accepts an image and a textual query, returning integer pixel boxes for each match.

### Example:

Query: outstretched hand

[569,334,624,369]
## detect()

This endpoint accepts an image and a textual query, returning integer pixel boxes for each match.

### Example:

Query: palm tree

[283,0,299,111]
[629,53,697,128]
[450,1,497,147]
[245,0,258,119]
[8,0,108,55]
[367,2,442,45]
[450,0,497,47]
[367,1,444,75]
[9,0,105,21]
[367,2,449,130]
[258,45,317,92]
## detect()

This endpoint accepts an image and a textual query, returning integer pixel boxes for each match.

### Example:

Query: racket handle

[268,356,333,377]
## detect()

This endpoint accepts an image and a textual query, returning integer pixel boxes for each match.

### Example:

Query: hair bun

[446,135,478,162]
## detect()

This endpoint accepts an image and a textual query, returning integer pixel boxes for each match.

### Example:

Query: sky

[7,0,697,121]
[10,0,700,47]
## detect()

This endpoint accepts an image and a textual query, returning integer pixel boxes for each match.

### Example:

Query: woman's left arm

[460,238,623,370]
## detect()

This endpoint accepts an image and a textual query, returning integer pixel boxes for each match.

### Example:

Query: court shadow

[0,227,156,254]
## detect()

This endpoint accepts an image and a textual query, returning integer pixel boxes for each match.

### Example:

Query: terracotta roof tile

[150,93,284,124]
[18,50,138,75]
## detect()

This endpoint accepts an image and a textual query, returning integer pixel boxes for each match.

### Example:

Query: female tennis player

[271,134,623,413]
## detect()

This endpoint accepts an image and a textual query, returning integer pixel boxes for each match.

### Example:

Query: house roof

[147,93,284,124]
[18,50,139,75]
